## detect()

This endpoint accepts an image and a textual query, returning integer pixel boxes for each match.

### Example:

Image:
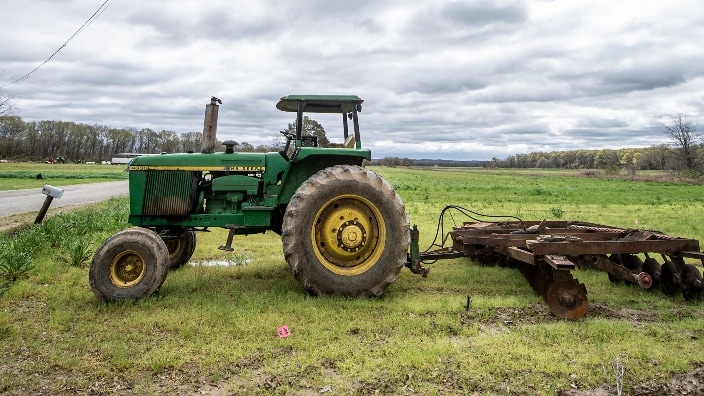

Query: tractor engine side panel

[206,174,261,214]
[126,152,287,230]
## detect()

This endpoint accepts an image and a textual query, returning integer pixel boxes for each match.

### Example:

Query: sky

[1,0,703,160]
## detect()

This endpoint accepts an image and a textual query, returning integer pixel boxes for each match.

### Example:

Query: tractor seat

[343,135,355,148]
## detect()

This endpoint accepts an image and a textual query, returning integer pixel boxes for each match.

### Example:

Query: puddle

[190,258,251,267]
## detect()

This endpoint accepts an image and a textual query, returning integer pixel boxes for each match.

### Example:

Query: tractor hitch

[406,225,429,277]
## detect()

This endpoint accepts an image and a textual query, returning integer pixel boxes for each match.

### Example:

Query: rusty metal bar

[530,240,699,256]
[502,246,535,265]
[680,251,704,260]
[458,232,645,246]
[543,255,575,270]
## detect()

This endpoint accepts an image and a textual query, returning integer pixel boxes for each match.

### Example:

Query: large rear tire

[282,165,409,297]
[89,227,170,301]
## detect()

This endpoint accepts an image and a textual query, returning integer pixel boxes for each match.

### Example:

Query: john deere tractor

[89,95,410,301]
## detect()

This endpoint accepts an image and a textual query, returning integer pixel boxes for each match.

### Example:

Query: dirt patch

[586,303,660,323]
[631,366,704,395]
[559,365,704,396]
[461,301,662,328]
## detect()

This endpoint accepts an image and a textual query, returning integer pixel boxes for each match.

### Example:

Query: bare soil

[552,303,703,396]
[558,366,704,396]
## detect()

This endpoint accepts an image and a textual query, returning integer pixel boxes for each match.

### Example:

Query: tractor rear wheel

[282,165,409,297]
[165,229,196,270]
[89,227,170,301]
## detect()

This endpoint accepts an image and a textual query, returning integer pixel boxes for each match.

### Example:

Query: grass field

[1,166,703,395]
[0,162,127,190]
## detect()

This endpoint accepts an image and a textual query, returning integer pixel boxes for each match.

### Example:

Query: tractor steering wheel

[280,131,296,140]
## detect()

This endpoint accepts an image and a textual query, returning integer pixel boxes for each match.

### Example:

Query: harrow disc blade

[546,280,589,320]
[518,262,552,298]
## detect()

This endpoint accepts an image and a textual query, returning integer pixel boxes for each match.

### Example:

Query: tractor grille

[143,171,199,216]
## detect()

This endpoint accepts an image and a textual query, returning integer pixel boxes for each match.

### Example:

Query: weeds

[550,206,565,218]
[0,280,10,297]
[612,353,627,396]
[59,238,93,268]
[0,240,35,283]
[0,197,129,293]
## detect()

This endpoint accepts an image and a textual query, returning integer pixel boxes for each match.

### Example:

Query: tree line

[491,115,702,174]
[372,144,696,173]
[1,113,700,176]
[0,116,303,163]
[0,116,197,162]
[373,115,703,175]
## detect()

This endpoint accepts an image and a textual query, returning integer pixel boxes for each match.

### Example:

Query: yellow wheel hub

[109,249,147,288]
[312,195,386,276]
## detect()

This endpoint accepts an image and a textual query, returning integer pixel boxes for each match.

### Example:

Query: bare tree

[664,114,700,172]
[0,87,14,117]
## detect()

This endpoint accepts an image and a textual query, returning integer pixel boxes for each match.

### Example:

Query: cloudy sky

[1,0,703,160]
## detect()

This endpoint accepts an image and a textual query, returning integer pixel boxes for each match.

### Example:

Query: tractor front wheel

[282,165,409,297]
[89,227,170,301]
[164,229,196,270]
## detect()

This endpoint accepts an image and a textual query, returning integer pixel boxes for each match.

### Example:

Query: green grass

[383,166,704,274]
[0,162,128,190]
[1,167,703,395]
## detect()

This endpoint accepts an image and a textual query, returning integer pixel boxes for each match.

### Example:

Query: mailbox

[41,184,64,199]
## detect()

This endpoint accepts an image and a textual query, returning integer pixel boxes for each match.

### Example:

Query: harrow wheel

[546,279,589,320]
[89,227,170,301]
[282,165,409,297]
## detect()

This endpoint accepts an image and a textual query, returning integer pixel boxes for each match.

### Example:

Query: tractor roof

[276,95,364,114]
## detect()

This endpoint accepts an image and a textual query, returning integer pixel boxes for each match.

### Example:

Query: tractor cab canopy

[276,95,364,150]
[276,95,363,114]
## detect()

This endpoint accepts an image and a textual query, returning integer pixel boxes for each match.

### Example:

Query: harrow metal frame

[411,220,704,319]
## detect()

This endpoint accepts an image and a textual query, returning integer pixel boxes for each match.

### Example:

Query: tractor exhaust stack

[201,96,221,153]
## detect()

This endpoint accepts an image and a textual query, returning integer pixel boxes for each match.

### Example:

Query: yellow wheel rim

[312,194,386,276]
[109,249,147,288]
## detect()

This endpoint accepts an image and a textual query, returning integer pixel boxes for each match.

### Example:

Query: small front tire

[165,229,196,270]
[89,227,170,301]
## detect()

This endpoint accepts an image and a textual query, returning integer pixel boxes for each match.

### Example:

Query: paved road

[0,181,129,217]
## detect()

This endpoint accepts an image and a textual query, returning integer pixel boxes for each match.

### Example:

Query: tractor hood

[128,151,266,172]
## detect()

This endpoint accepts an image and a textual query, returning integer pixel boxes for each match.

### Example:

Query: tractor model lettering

[129,166,265,172]
[224,166,265,172]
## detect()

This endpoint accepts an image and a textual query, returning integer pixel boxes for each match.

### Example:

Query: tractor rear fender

[277,149,370,204]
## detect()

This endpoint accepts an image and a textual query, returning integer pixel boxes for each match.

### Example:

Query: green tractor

[89,95,410,301]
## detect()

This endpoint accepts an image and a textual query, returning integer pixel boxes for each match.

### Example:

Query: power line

[1,0,116,88]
